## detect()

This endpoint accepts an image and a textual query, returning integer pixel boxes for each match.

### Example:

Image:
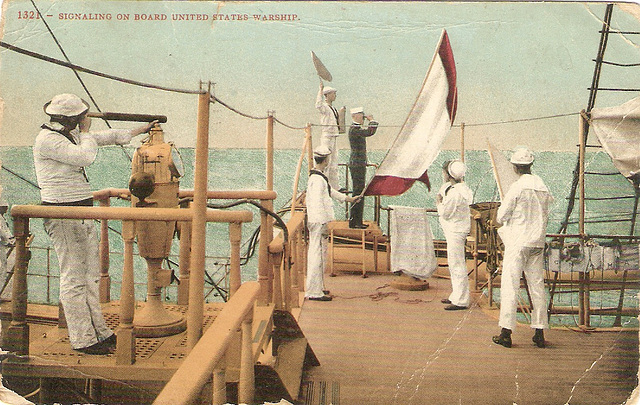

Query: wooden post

[212,358,227,405]
[116,220,136,365]
[579,111,586,237]
[290,233,300,309]
[282,245,291,312]
[5,217,29,354]
[229,223,242,297]
[266,112,274,192]
[187,86,211,350]
[291,135,310,213]
[257,205,272,306]
[98,198,111,303]
[271,251,283,310]
[238,314,255,405]
[177,220,191,305]
[578,111,587,326]
[299,231,307,293]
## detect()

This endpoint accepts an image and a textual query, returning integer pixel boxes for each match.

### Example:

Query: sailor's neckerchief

[329,105,339,125]
[41,122,89,182]
[309,168,332,195]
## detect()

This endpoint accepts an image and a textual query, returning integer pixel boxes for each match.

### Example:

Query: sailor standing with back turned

[33,94,154,354]
[492,148,554,348]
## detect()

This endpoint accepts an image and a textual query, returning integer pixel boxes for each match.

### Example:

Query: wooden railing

[6,203,253,359]
[153,281,260,405]
[268,208,307,312]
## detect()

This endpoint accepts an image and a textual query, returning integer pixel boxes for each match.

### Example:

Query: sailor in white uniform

[436,160,473,310]
[33,93,154,354]
[493,148,554,348]
[315,81,344,190]
[306,146,359,301]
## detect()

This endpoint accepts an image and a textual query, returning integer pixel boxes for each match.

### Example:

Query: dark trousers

[349,164,366,227]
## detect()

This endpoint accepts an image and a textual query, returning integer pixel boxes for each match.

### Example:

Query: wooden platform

[297,273,639,405]
[0,301,277,402]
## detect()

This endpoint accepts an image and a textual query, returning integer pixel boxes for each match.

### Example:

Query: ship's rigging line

[29,0,132,161]
[0,40,585,133]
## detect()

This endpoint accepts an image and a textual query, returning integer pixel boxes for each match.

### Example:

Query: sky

[0,1,639,151]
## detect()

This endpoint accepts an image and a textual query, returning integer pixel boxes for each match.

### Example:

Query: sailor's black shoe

[102,333,117,348]
[75,341,113,355]
[532,329,546,348]
[492,328,512,348]
[441,299,452,304]
[444,304,467,311]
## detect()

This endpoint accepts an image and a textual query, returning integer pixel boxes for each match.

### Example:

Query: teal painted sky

[0,1,639,151]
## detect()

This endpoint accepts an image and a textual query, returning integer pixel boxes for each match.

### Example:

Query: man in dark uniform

[348,107,378,229]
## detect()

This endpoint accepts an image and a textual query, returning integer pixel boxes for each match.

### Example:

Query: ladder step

[274,337,308,400]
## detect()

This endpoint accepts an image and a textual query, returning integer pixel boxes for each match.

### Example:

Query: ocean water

[0,146,637,326]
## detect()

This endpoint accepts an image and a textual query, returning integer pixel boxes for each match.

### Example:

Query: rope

[0,40,587,134]
[1,165,40,189]
[0,41,201,95]
[460,112,579,127]
[29,0,134,161]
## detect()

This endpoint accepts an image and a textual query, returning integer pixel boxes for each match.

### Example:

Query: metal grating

[43,336,161,359]
[175,314,216,347]
[302,381,340,405]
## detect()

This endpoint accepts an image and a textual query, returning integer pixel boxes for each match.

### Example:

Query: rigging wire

[1,40,587,132]
[29,0,134,161]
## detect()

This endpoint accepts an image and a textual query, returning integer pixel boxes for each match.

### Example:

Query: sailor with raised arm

[492,147,554,348]
[316,80,345,190]
[33,94,155,355]
[348,107,378,229]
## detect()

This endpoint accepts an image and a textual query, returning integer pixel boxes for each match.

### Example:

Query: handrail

[11,205,252,223]
[153,281,260,405]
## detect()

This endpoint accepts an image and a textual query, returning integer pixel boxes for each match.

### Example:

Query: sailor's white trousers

[306,222,328,298]
[498,245,548,331]
[445,231,470,307]
[320,135,339,190]
[44,218,113,349]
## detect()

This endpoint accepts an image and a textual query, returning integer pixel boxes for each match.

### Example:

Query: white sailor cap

[44,94,90,117]
[447,160,466,180]
[313,145,331,158]
[322,86,337,95]
[350,107,364,115]
[510,147,535,165]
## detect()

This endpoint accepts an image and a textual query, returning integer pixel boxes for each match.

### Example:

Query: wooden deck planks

[298,273,638,405]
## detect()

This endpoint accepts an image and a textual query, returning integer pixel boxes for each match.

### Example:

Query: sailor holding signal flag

[306,146,360,301]
[33,93,155,354]
[492,147,554,348]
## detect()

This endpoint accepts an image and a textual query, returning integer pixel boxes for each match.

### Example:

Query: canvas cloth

[389,205,437,279]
